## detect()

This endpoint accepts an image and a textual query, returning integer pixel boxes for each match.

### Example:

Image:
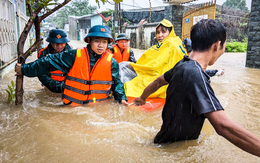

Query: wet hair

[191,19,226,52]
[156,24,172,33]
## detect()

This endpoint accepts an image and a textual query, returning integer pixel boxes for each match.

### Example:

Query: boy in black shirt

[134,19,260,157]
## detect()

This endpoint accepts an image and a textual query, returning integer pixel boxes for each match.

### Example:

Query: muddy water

[1,48,260,162]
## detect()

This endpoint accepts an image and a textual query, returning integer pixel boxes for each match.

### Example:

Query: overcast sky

[89,0,252,12]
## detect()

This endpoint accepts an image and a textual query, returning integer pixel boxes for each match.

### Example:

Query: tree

[15,0,122,105]
[102,9,114,29]
[223,0,249,12]
[48,0,97,29]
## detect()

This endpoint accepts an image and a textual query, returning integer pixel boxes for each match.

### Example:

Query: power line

[106,0,141,8]
[106,0,114,5]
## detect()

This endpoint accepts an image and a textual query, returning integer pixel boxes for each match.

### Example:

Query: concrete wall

[0,0,29,71]
[68,16,78,41]
[69,14,103,41]
[125,27,139,49]
[125,23,157,50]
[91,15,102,27]
[165,5,187,38]
[125,5,187,50]
[143,25,155,49]
[246,0,260,68]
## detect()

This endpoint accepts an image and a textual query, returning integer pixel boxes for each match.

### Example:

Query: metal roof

[162,0,197,5]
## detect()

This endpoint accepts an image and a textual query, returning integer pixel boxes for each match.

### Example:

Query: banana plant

[6,80,16,103]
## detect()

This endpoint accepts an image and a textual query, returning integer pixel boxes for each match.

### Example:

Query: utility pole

[119,2,121,33]
[114,3,119,38]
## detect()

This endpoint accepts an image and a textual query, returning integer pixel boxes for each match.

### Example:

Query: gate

[150,32,157,47]
[130,33,136,48]
[0,0,16,70]
[182,0,216,40]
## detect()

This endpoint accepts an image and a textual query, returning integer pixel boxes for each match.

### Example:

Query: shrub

[225,40,247,52]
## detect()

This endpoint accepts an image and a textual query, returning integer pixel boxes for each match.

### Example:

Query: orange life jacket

[112,44,130,63]
[38,47,48,58]
[38,46,65,82]
[62,48,114,105]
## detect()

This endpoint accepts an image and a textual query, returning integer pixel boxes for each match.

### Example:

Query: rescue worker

[110,33,136,63]
[38,29,72,93]
[15,25,128,106]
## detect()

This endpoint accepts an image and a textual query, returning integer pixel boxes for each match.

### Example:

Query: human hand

[121,100,129,105]
[134,97,146,106]
[216,69,224,76]
[15,63,22,76]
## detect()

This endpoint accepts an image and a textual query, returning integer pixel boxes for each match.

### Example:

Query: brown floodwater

[0,48,260,162]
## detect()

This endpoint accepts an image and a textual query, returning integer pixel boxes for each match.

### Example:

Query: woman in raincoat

[124,19,187,99]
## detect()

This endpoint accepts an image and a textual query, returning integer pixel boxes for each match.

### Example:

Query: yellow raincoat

[124,19,187,98]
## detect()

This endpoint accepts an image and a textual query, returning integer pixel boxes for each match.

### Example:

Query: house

[68,13,104,41]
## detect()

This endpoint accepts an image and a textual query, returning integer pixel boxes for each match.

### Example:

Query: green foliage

[225,40,248,52]
[102,9,114,30]
[223,0,249,12]
[5,81,16,103]
[46,0,97,28]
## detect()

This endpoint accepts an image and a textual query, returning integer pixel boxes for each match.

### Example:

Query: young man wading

[134,19,260,157]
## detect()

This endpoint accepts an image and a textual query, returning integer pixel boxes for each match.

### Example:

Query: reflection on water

[1,53,260,162]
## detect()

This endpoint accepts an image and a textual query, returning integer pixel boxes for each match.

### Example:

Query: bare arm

[134,75,168,106]
[205,110,260,157]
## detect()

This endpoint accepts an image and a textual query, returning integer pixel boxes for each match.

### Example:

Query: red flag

[97,11,111,22]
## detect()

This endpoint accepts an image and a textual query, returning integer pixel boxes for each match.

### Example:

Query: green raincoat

[37,43,72,93]
[21,44,127,103]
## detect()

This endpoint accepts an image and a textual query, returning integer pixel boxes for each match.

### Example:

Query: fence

[0,0,16,70]
[182,0,216,39]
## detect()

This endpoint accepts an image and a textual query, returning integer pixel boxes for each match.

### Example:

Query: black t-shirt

[154,56,224,144]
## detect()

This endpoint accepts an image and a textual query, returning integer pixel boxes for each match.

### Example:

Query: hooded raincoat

[124,19,187,98]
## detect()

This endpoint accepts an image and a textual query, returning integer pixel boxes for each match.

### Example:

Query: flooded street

[0,41,260,162]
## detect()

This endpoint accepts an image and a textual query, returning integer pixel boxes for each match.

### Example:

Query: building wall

[0,0,29,71]
[125,24,157,50]
[125,27,139,49]
[68,16,78,41]
[91,15,102,27]
[165,5,187,38]
[68,14,103,41]
[246,0,260,68]
[143,26,155,49]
